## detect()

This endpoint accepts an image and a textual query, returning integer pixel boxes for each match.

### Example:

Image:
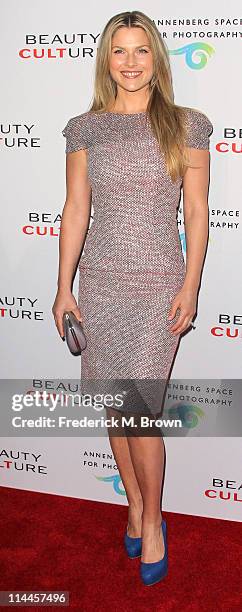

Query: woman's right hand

[52,289,83,340]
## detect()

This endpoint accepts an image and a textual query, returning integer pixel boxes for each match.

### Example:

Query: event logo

[179,231,186,255]
[82,449,125,496]
[215,128,242,154]
[210,208,240,230]
[22,212,61,237]
[0,123,40,149]
[166,403,204,428]
[96,474,126,496]
[205,478,242,502]
[169,43,214,69]
[211,314,241,339]
[0,297,43,321]
[21,212,94,238]
[0,449,47,474]
[19,34,100,59]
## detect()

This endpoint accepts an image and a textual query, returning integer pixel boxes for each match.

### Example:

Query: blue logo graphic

[169,43,215,69]
[179,231,186,254]
[166,403,205,428]
[96,474,126,496]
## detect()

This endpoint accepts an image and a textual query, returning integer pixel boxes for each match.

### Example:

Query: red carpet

[0,486,241,611]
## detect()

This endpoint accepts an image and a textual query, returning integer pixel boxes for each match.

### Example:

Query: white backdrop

[1,1,242,521]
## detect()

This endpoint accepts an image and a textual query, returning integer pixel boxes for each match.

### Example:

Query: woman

[52,10,213,586]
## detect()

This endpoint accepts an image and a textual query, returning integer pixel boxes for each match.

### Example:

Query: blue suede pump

[124,530,142,559]
[140,519,168,586]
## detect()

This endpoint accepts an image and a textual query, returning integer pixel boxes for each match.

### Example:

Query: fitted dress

[62,107,213,416]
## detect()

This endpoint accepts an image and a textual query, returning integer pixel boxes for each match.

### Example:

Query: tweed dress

[62,107,213,416]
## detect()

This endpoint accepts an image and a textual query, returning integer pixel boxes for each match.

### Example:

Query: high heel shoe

[140,519,168,586]
[124,528,142,559]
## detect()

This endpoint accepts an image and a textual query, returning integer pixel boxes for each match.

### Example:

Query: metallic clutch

[63,311,87,356]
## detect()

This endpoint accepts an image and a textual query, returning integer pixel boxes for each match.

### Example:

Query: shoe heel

[124,531,142,559]
[140,519,168,586]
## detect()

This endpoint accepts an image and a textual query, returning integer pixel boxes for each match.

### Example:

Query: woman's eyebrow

[111,44,151,49]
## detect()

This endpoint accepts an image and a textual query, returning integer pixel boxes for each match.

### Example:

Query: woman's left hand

[167,286,198,335]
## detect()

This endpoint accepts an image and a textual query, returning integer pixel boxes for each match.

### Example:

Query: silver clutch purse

[63,311,87,356]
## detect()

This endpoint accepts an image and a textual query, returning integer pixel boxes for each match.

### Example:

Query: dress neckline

[102,111,147,117]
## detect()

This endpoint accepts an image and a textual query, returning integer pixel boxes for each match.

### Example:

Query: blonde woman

[52,10,213,586]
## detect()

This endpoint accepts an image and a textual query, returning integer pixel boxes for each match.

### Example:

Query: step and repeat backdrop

[1,1,242,522]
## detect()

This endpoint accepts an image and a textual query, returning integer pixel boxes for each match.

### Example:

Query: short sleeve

[62,115,88,154]
[185,108,213,150]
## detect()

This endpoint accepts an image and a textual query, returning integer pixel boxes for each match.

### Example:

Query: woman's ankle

[128,496,143,513]
[127,498,143,536]
[142,509,162,528]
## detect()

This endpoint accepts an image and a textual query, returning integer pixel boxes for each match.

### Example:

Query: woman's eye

[113,48,148,54]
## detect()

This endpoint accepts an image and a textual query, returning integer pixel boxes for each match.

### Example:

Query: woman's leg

[106,408,166,562]
[106,407,143,537]
[126,433,165,563]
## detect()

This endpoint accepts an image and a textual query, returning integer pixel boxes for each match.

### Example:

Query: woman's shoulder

[63,110,103,128]
[62,111,95,153]
[183,105,213,130]
[181,105,213,150]
[62,110,91,132]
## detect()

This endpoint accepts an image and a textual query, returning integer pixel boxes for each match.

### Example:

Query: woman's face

[109,27,154,94]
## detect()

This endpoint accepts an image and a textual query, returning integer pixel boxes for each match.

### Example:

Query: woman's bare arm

[58,149,92,291]
[182,148,210,291]
[52,149,92,338]
[168,147,210,335]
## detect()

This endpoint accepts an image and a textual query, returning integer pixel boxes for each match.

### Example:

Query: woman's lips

[120,71,142,79]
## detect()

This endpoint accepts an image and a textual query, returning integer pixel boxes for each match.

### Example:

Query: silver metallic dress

[62,108,213,417]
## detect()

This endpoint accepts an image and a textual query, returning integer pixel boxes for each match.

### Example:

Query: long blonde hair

[88,10,192,182]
